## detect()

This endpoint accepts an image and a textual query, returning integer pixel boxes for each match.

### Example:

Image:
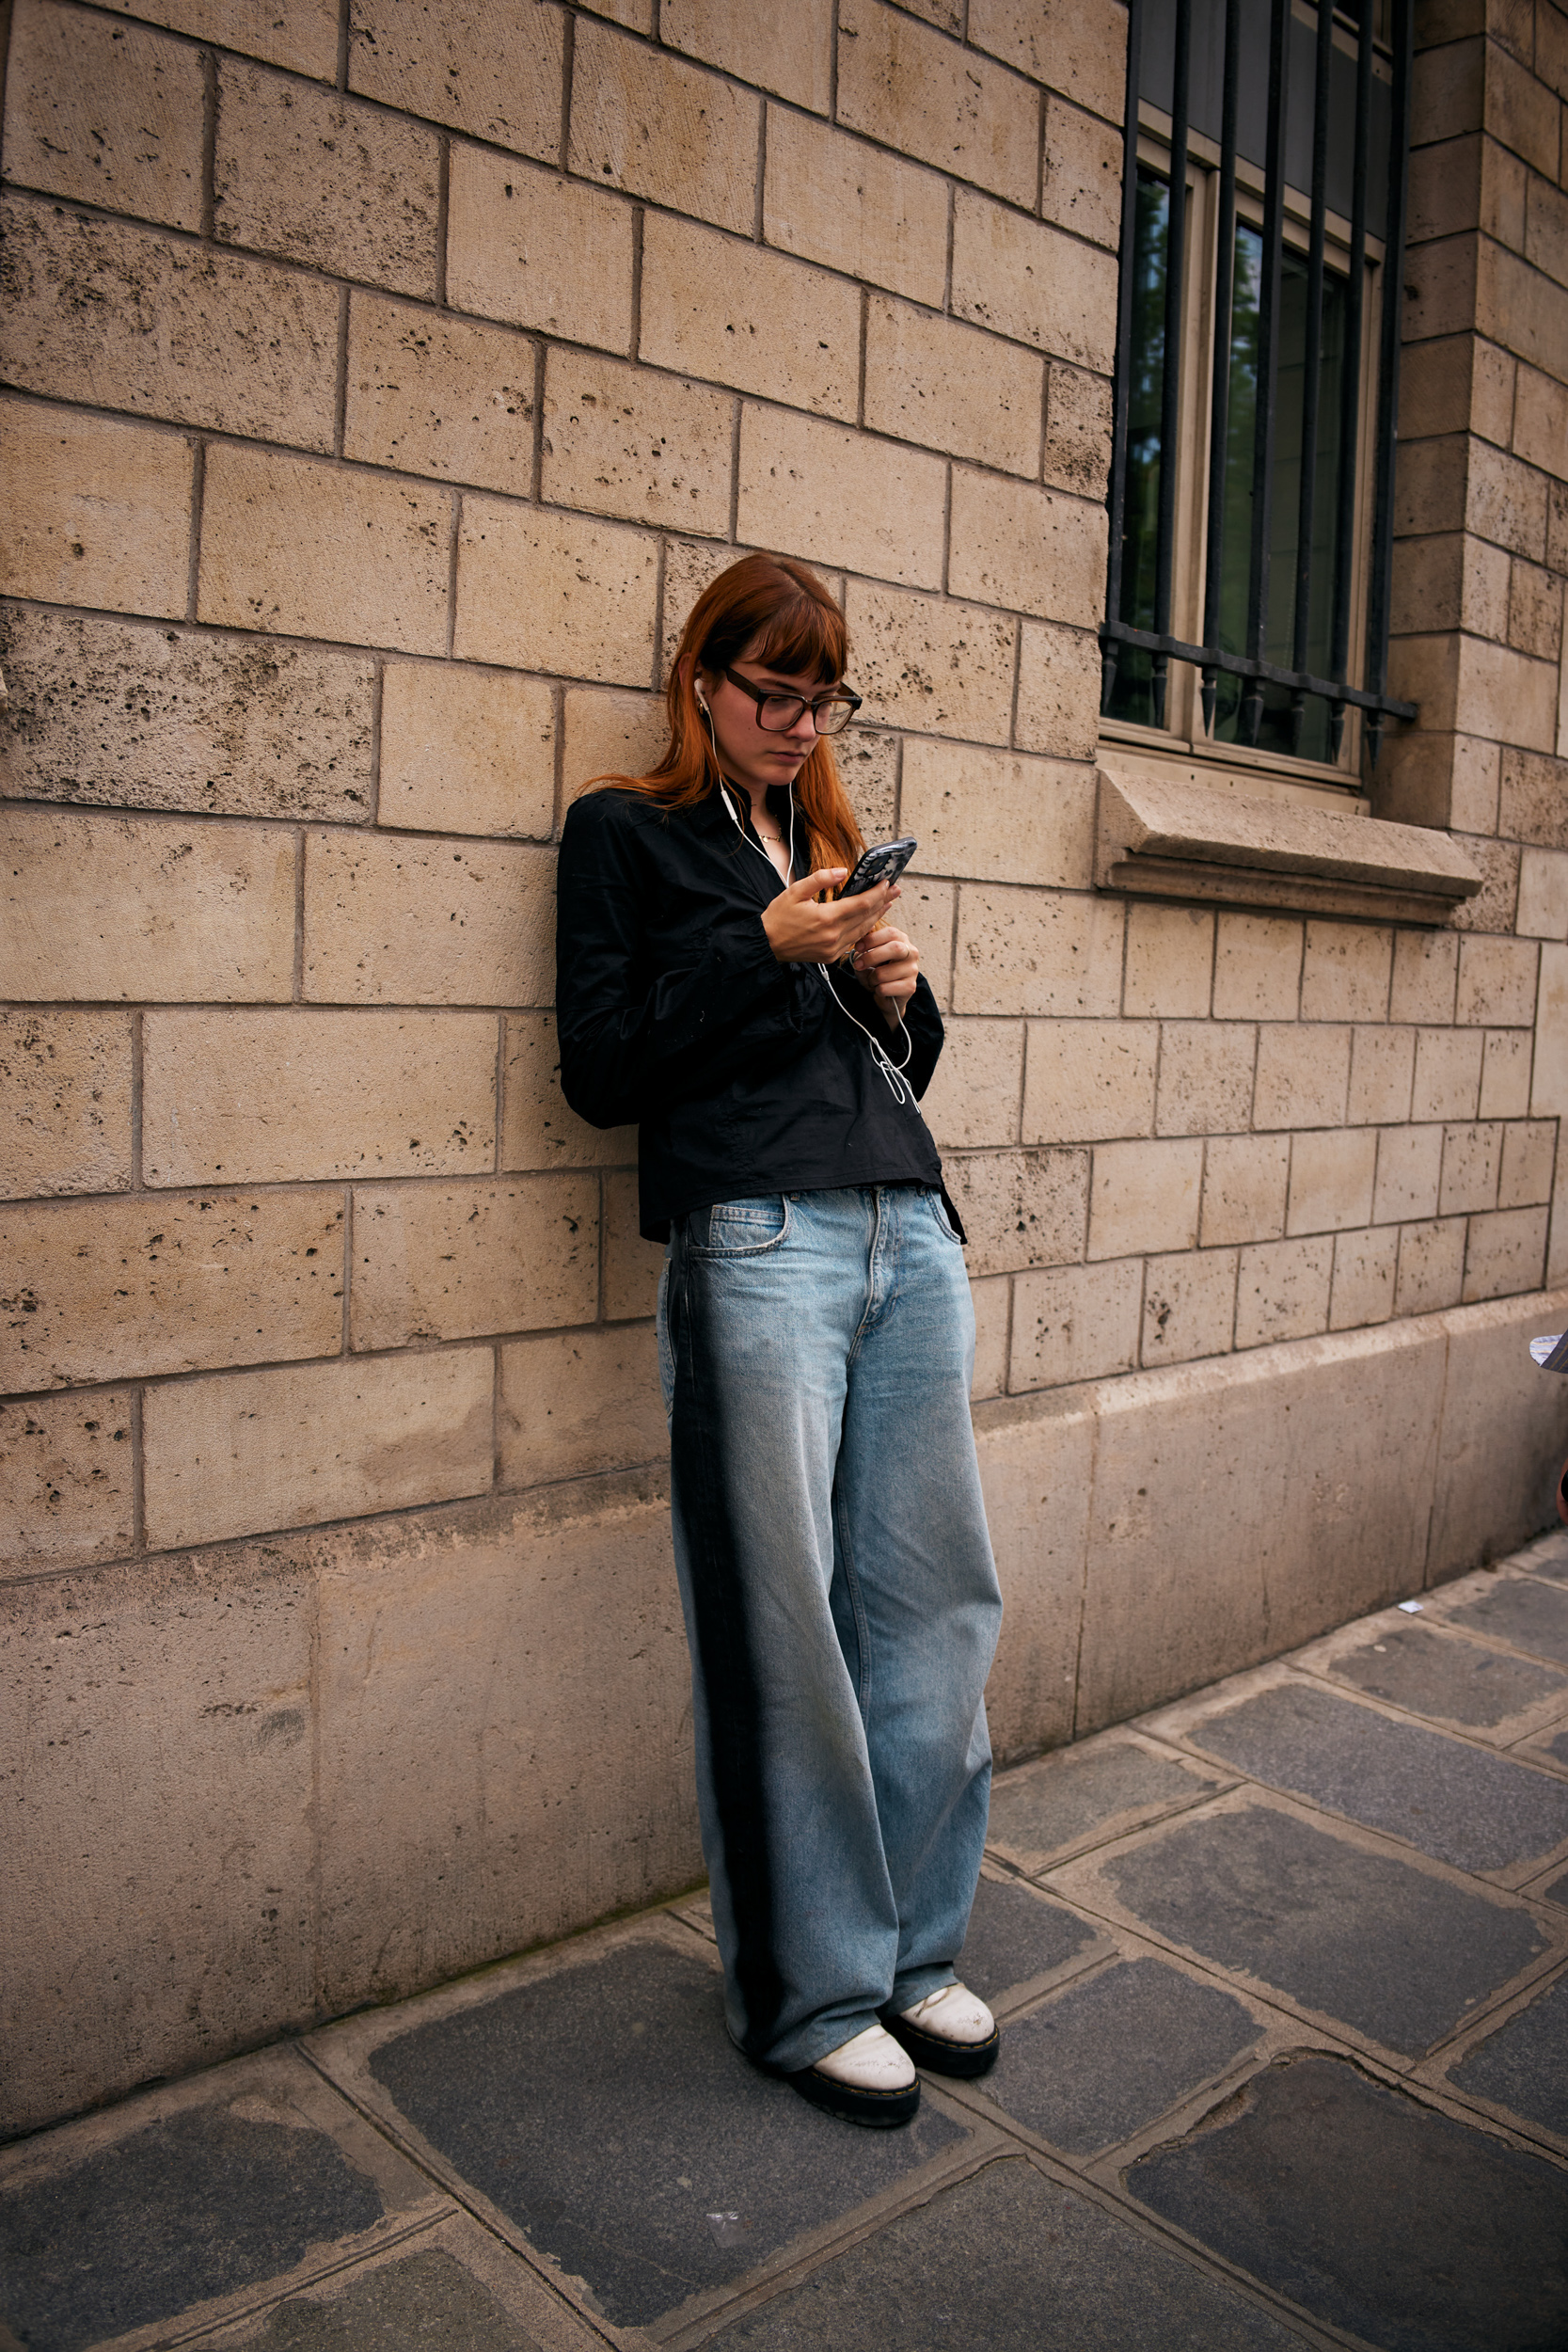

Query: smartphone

[841,836,918,898]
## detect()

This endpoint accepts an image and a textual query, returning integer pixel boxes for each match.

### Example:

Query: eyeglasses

[721,667,862,736]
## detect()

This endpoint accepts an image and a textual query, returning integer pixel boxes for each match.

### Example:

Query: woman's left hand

[850,925,920,1030]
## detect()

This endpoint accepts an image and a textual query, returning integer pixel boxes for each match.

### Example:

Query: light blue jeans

[657,1184,1003,2074]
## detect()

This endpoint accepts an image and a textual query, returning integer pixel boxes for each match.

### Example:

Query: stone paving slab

[952,1867,1102,2009]
[1444,1972,1568,2144]
[1442,1570,1568,1665]
[1317,1616,1568,1734]
[984,1731,1230,1877]
[1129,2052,1568,2351]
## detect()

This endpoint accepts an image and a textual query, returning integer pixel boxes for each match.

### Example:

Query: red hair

[583,552,865,882]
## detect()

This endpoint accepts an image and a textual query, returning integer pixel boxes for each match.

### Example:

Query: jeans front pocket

[693,1194,792,1256]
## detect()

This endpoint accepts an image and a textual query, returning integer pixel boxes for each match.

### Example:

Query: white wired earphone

[697,685,913,1104]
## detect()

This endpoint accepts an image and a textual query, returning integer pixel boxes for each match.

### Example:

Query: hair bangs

[743,588,847,684]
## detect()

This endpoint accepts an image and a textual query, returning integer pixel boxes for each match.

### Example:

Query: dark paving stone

[1189,1681,1568,1872]
[1103,1805,1546,2055]
[705,2155,1307,2349]
[1130,2052,1568,2352]
[1449,1973,1568,2139]
[1542,1867,1568,1906]
[955,1874,1097,2002]
[0,2106,382,2352]
[985,1959,1260,2155]
[988,1740,1221,1864]
[1449,1577,1568,1666]
[367,1940,966,2330]
[233,2249,542,2351]
[1521,1533,1568,1585]
[1327,1622,1568,1726]
[1545,1729,1568,1768]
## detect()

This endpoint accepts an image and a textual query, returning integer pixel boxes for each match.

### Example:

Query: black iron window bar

[1101,0,1418,766]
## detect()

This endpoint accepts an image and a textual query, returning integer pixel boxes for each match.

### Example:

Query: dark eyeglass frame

[721,666,863,736]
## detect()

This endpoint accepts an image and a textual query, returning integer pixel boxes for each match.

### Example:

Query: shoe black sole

[881,2013,1001,2078]
[789,2065,921,2128]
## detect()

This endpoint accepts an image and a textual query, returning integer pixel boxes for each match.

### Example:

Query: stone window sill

[1094,762,1482,926]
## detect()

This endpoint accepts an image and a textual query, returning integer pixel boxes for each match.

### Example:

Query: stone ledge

[1095,770,1483,924]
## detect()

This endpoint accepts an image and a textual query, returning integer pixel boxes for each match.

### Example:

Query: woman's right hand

[762,870,900,966]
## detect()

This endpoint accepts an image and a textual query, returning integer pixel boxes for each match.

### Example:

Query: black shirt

[555,782,947,1241]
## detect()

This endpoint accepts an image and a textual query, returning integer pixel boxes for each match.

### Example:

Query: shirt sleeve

[554,792,829,1130]
[900,975,944,1100]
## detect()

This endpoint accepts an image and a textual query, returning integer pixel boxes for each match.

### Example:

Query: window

[1101,0,1416,781]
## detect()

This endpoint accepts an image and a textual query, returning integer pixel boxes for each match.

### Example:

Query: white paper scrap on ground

[1398,1600,1423,1613]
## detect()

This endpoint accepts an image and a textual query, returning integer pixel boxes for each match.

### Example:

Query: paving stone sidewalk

[7,1537,1568,2352]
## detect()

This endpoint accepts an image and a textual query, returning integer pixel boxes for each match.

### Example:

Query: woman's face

[697,645,838,802]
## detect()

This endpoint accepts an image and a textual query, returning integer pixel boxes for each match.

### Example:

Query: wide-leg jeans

[656,1184,1003,2075]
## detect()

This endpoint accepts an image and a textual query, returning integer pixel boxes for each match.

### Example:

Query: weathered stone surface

[348,0,564,155]
[863,298,1044,475]
[951,189,1118,371]
[1123,902,1215,1018]
[969,0,1128,121]
[843,582,1017,744]
[641,214,861,421]
[836,0,1039,208]
[1235,1236,1334,1348]
[977,1397,1096,1753]
[664,0,833,109]
[1022,1018,1157,1144]
[948,470,1108,627]
[1141,1246,1240,1367]
[0,1007,133,1200]
[602,1169,664,1318]
[568,20,757,233]
[1089,1137,1203,1259]
[446,147,636,353]
[1,397,193,619]
[1155,1024,1257,1138]
[1201,1135,1290,1248]
[0,1388,135,1572]
[0,609,374,821]
[954,885,1125,1016]
[1329,1226,1399,1330]
[343,294,536,493]
[762,109,948,307]
[917,1017,1024,1149]
[499,1323,665,1488]
[100,0,339,75]
[350,1175,598,1347]
[1009,1257,1142,1386]
[1287,1128,1378,1236]
[454,502,658,684]
[1430,1292,1568,1579]
[900,740,1094,888]
[542,346,733,534]
[1013,619,1103,758]
[379,661,554,839]
[562,687,666,798]
[943,1147,1088,1278]
[737,405,947,591]
[1043,361,1114,499]
[2,0,203,228]
[302,831,555,1007]
[500,1011,637,1169]
[1254,1025,1352,1129]
[1040,94,1121,247]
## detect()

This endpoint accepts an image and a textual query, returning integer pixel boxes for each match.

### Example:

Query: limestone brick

[3,0,202,228]
[1389,630,1558,751]
[916,1017,1024,1148]
[379,663,554,840]
[899,739,1094,889]
[1463,1203,1549,1300]
[942,1147,1088,1277]
[348,0,564,155]
[1455,930,1539,1024]
[1013,620,1104,759]
[1480,1028,1533,1119]
[969,1273,1010,1400]
[659,537,760,684]
[1514,363,1568,481]
[1485,42,1560,175]
[568,21,757,234]
[641,216,859,421]
[1498,1118,1558,1209]
[948,470,1108,628]
[1329,1228,1399,1332]
[143,1349,494,1549]
[343,295,536,495]
[663,0,833,111]
[454,503,658,685]
[866,299,1045,478]
[1545,1148,1568,1284]
[1040,96,1121,248]
[0,809,294,1005]
[1287,1128,1378,1236]
[142,1009,498,1185]
[1088,1136,1202,1259]
[1390,928,1459,1024]
[954,884,1125,1016]
[1155,1023,1255,1137]
[0,1390,135,1573]
[894,876,958,1010]
[1550,482,1568,575]
[1449,834,1520,935]
[736,405,947,591]
[1500,747,1568,847]
[1372,1123,1444,1225]
[1042,364,1114,502]
[447,149,635,354]
[499,1324,666,1490]
[842,581,1017,744]
[1200,1133,1290,1247]
[1,400,192,619]
[836,732,898,842]
[1439,1120,1504,1216]
[1347,1025,1417,1126]
[1253,1025,1352,1130]
[1509,559,1563,663]
[214,63,441,299]
[603,1168,665,1318]
[1412,1025,1485,1120]
[1141,1247,1238,1369]
[1449,735,1504,834]
[1300,921,1393,1023]
[303,831,554,1008]
[1123,903,1214,1018]
[761,110,948,308]
[198,446,451,657]
[1234,1235,1334,1348]
[1009,1258,1142,1389]
[0,611,374,824]
[1465,438,1550,561]
[967,0,1127,123]
[0,199,339,454]
[1394,1216,1467,1315]
[1,1190,343,1391]
[500,1013,637,1170]
[576,0,654,24]
[951,191,1118,373]
[1,1009,133,1200]
[1517,847,1568,940]
[562,688,668,798]
[836,0,1039,208]
[99,0,339,76]
[350,1175,597,1348]
[1022,1018,1156,1144]
[541,348,732,535]
[1393,435,1466,538]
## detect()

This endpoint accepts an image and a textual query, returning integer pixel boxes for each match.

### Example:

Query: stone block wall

[3,0,1567,2132]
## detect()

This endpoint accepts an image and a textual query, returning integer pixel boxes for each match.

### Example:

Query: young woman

[555,553,1003,2128]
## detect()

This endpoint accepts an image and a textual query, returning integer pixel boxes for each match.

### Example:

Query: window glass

[1103,167,1170,731]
